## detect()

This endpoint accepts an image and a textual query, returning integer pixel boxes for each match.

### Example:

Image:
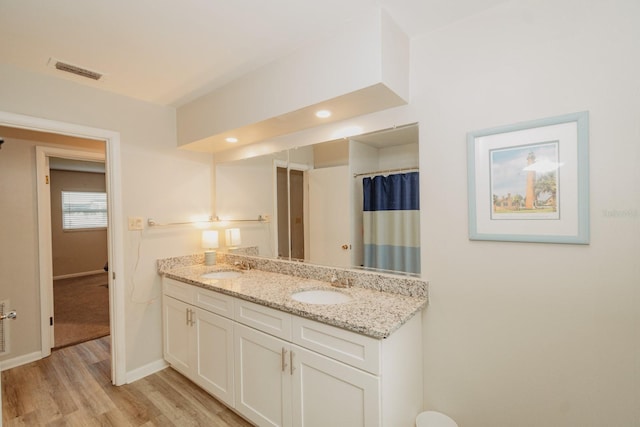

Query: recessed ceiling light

[225,137,238,143]
[315,110,331,118]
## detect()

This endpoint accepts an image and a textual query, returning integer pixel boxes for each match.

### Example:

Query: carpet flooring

[53,272,110,349]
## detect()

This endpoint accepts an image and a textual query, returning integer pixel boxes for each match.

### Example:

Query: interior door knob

[0,310,17,320]
[341,244,350,250]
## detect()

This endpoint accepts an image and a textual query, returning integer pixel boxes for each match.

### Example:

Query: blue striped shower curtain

[363,172,420,274]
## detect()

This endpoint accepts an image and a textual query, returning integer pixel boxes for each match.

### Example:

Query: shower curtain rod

[353,167,419,178]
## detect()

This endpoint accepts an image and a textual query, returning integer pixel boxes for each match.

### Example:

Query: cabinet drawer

[234,299,292,341]
[194,287,234,319]
[163,278,195,304]
[292,316,380,375]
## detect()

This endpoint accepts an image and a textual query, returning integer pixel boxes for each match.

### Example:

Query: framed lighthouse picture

[467,111,590,244]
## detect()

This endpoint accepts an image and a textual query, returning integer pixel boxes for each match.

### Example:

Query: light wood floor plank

[38,356,78,417]
[2,336,252,427]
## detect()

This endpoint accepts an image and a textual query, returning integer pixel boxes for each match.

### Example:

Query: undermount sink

[201,270,243,280]
[291,289,352,305]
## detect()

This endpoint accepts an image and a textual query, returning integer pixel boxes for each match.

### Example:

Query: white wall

[177,9,409,148]
[0,62,212,374]
[378,143,418,171]
[215,154,282,257]
[413,0,640,425]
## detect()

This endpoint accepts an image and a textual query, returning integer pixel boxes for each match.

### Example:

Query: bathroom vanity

[159,255,428,427]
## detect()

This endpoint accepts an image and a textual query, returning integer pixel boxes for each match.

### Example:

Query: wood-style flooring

[2,336,253,426]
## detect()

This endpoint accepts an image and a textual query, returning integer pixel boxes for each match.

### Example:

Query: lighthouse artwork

[489,141,560,220]
[468,111,588,243]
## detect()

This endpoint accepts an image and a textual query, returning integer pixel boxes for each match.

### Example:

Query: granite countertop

[163,263,428,339]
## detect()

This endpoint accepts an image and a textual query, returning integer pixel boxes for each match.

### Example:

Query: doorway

[48,157,110,348]
[276,166,305,260]
[0,110,125,386]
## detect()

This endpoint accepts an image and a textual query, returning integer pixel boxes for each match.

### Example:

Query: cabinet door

[291,345,381,427]
[234,324,292,427]
[193,307,235,407]
[163,296,192,374]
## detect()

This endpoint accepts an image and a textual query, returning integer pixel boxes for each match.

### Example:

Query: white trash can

[416,411,458,427]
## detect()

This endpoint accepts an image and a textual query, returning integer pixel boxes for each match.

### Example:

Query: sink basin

[291,289,352,305]
[201,270,243,280]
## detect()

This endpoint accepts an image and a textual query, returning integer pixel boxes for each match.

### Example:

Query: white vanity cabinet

[234,323,293,426]
[291,343,381,427]
[232,299,381,427]
[162,277,423,427]
[162,279,235,407]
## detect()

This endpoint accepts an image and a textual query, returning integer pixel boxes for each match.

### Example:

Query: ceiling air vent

[54,60,103,81]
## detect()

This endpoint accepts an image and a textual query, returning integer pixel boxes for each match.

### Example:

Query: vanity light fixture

[225,137,238,143]
[315,110,331,118]
[202,230,219,265]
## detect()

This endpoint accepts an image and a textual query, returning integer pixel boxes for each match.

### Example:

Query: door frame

[0,110,126,386]
[273,160,309,261]
[36,146,106,350]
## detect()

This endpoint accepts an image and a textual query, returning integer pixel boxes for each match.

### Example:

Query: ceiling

[352,123,418,148]
[0,0,510,108]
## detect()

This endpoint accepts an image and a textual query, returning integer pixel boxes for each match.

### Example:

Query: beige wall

[50,169,108,277]
[414,0,640,425]
[0,137,45,359]
[0,136,104,360]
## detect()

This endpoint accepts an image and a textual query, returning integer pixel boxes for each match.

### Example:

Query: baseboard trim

[126,358,169,384]
[0,350,43,371]
[53,270,107,280]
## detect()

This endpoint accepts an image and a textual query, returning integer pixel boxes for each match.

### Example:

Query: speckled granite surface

[158,253,428,297]
[159,254,428,339]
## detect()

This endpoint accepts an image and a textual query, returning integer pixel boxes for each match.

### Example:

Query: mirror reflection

[215,123,420,276]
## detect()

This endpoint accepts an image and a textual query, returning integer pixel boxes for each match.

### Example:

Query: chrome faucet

[234,260,252,270]
[330,275,351,288]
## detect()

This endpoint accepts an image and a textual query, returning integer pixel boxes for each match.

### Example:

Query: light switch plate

[128,216,144,231]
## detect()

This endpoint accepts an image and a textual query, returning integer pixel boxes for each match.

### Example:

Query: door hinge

[50,316,53,326]
[45,175,49,184]
[112,272,116,280]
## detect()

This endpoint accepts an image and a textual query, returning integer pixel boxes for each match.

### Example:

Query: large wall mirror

[214,123,420,276]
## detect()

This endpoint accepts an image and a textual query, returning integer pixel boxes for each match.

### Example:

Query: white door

[193,307,235,407]
[308,166,351,268]
[234,323,292,427]
[291,345,381,427]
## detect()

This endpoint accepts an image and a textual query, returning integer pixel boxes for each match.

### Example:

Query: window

[61,191,108,230]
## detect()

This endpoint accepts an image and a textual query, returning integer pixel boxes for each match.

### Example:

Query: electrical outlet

[128,216,144,231]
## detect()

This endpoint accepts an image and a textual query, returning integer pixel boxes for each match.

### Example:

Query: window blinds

[61,191,108,230]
